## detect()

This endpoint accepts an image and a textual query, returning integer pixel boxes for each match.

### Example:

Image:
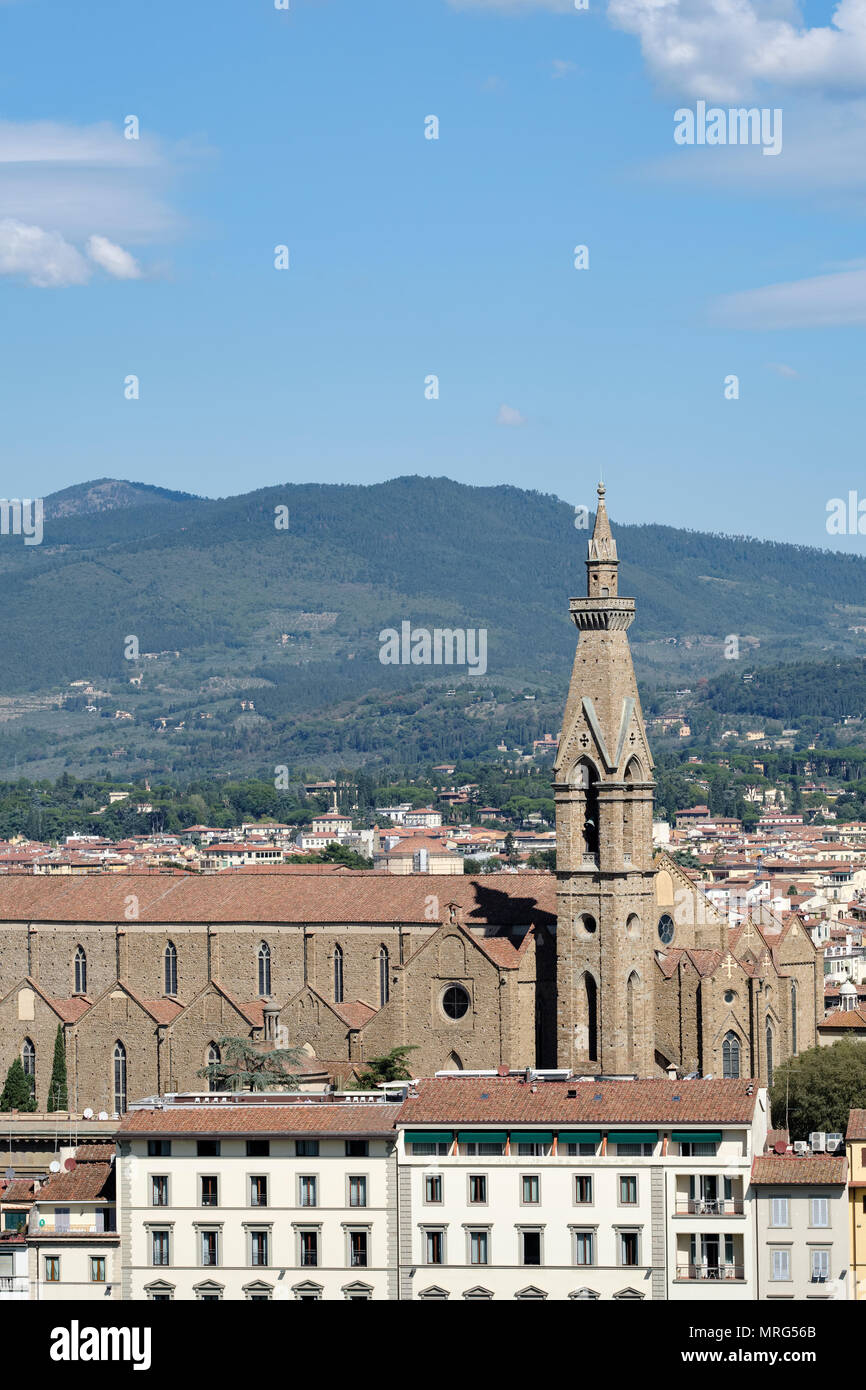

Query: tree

[196,1036,305,1093]
[770,1040,866,1139]
[0,1056,36,1112]
[47,1025,68,1112]
[356,1046,418,1090]
[503,832,517,864]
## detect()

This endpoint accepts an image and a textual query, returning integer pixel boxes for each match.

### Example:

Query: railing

[0,1276,27,1293]
[31,1224,117,1235]
[675,1199,744,1216]
[676,1263,745,1282]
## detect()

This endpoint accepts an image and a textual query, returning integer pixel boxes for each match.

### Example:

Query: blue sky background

[1,0,865,547]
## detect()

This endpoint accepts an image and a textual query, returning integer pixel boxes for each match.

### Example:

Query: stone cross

[722,954,736,979]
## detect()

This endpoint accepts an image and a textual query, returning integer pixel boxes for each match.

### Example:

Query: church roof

[0,871,556,926]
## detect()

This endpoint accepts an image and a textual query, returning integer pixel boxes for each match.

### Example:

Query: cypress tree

[47,1025,68,1112]
[0,1057,36,1112]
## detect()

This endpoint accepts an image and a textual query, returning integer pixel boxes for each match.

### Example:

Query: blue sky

[2,0,866,547]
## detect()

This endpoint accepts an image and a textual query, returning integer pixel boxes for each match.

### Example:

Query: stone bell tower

[554,483,656,1076]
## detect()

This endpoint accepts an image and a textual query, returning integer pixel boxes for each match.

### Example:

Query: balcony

[675,1199,744,1217]
[676,1263,745,1283]
[0,1276,28,1294]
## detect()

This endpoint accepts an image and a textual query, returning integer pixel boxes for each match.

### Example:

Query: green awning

[404,1131,453,1145]
[608,1131,659,1145]
[510,1131,553,1144]
[558,1131,601,1144]
[457,1131,507,1143]
[672,1131,722,1143]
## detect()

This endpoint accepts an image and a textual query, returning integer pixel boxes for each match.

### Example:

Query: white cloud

[714,267,866,328]
[0,219,90,288]
[86,234,142,280]
[551,58,577,77]
[766,361,799,377]
[497,403,528,425]
[607,0,866,102]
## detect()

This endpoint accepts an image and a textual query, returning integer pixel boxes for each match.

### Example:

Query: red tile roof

[331,1000,378,1029]
[118,1102,403,1137]
[751,1156,847,1185]
[819,1008,866,1030]
[36,1161,114,1203]
[847,1109,866,1141]
[397,1077,760,1126]
[0,872,555,926]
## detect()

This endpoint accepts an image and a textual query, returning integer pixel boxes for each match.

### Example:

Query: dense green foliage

[0,1056,36,1112]
[47,1025,68,1112]
[356,1047,418,1090]
[704,659,866,722]
[196,1036,304,1093]
[770,1041,866,1139]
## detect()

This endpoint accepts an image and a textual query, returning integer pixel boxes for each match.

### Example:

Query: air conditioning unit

[826,1134,844,1153]
[793,1141,810,1154]
[810,1132,827,1152]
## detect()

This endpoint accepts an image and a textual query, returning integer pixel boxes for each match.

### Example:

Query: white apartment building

[395,1075,767,1301]
[751,1155,850,1300]
[117,1093,401,1301]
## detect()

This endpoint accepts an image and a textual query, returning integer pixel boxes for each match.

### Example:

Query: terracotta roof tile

[847,1109,866,1141]
[751,1156,847,1184]
[118,1102,403,1137]
[397,1077,759,1125]
[35,1162,114,1203]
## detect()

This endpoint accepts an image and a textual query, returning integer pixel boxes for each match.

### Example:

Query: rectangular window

[470,1230,489,1265]
[247,1140,270,1157]
[90,1257,106,1283]
[200,1176,219,1208]
[350,1231,368,1268]
[521,1175,540,1205]
[680,1142,718,1157]
[574,1231,595,1266]
[425,1174,443,1204]
[619,1231,639,1268]
[151,1231,170,1267]
[349,1176,367,1208]
[810,1196,829,1228]
[616,1143,654,1157]
[151,1175,168,1207]
[770,1196,790,1227]
[296,1140,319,1157]
[44,1256,60,1282]
[811,1249,830,1282]
[521,1230,542,1266]
[771,1249,790,1282]
[196,1140,220,1157]
[412,1142,449,1156]
[147,1140,171,1157]
[469,1174,487,1204]
[566,1143,598,1157]
[250,1175,268,1208]
[345,1140,369,1158]
[575,1176,594,1205]
[463,1142,504,1156]
[425,1230,444,1265]
[250,1231,270,1267]
[517,1142,547,1156]
[619,1176,638,1206]
[299,1230,318,1267]
[200,1231,219,1267]
[299,1176,318,1208]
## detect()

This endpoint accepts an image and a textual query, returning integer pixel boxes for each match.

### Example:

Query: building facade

[751,1155,849,1301]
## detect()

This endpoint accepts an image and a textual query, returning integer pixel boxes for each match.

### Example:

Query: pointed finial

[597,480,605,500]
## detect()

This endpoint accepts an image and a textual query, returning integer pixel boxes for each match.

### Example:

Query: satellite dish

[98,1112,108,1121]
[774,1140,787,1155]
[63,1158,76,1171]
[83,1108,94,1120]
[4,1167,14,1180]
[49,1161,61,1173]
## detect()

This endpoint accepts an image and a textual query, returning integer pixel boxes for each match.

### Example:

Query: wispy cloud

[497,403,528,426]
[766,361,799,378]
[551,58,577,78]
[714,267,866,330]
[607,0,866,103]
[0,219,144,288]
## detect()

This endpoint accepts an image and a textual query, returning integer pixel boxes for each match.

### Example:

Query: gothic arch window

[378,945,390,1007]
[626,972,640,1065]
[113,1041,127,1114]
[447,1051,463,1070]
[623,758,643,863]
[766,1018,774,1087]
[571,757,600,858]
[582,973,598,1063]
[334,945,344,1004]
[164,941,178,996]
[258,941,272,998]
[207,1042,222,1093]
[722,1030,741,1079]
[74,945,87,995]
[22,1038,35,1097]
[790,981,798,1055]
